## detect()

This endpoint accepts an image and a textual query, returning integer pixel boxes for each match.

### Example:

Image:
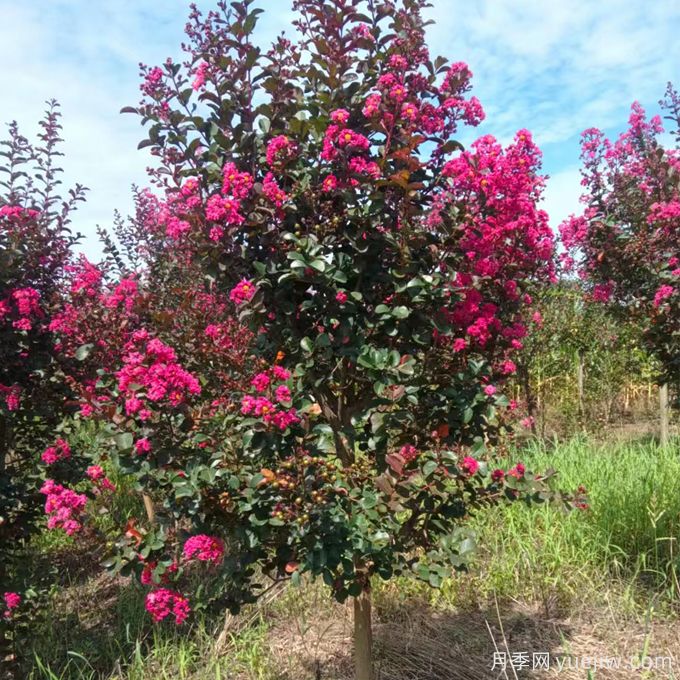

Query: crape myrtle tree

[48,1,566,677]
[51,190,255,411]
[47,188,255,525]
[0,103,86,651]
[561,84,680,433]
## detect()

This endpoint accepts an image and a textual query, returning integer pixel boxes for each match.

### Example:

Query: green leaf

[174,483,194,499]
[75,344,94,361]
[428,571,442,588]
[391,306,410,319]
[114,432,134,451]
[301,337,314,354]
[347,582,363,597]
[422,460,438,478]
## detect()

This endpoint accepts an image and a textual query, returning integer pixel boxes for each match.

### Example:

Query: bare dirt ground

[257,591,680,679]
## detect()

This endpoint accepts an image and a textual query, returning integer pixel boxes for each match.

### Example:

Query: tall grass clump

[453,437,680,610]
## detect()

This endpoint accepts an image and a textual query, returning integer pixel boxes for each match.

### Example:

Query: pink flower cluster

[205,163,258,239]
[322,174,338,192]
[140,65,165,97]
[0,205,39,220]
[647,200,680,226]
[86,465,116,493]
[241,364,298,431]
[428,130,554,357]
[361,57,484,142]
[591,282,614,303]
[145,588,191,624]
[321,124,367,162]
[348,156,380,180]
[229,279,257,305]
[182,534,224,563]
[104,278,139,312]
[192,61,209,90]
[0,383,21,411]
[262,173,288,207]
[460,456,479,475]
[41,438,71,465]
[135,437,152,455]
[12,287,41,317]
[2,592,20,620]
[320,107,376,190]
[160,181,198,239]
[241,394,299,430]
[266,135,297,167]
[222,162,254,199]
[1,286,42,332]
[117,332,201,415]
[40,479,88,535]
[351,23,374,43]
[399,444,419,462]
[134,179,203,242]
[69,258,104,297]
[653,284,674,308]
[205,195,244,225]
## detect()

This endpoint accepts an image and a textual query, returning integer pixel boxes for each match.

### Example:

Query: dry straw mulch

[257,591,680,680]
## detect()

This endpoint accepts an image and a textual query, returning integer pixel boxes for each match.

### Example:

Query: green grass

[463,436,680,610]
[17,435,680,679]
[26,587,276,680]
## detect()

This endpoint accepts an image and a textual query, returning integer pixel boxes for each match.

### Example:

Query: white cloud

[0,0,677,254]
[425,0,680,146]
[0,1,290,258]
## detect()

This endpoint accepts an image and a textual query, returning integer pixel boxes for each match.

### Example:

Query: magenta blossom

[183,534,224,563]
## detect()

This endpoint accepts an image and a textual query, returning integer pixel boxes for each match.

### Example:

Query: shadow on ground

[268,594,679,680]
[268,596,572,680]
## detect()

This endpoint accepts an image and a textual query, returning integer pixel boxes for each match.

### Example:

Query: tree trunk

[576,349,585,420]
[659,383,669,447]
[0,415,7,588]
[353,590,374,680]
[0,413,6,476]
[142,493,156,526]
[518,364,537,435]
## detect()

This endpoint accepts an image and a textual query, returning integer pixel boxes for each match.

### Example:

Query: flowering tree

[45,1,563,677]
[0,102,86,653]
[47,186,255,527]
[561,84,680,414]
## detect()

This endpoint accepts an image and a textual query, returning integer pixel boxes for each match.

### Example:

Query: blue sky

[1,0,678,258]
